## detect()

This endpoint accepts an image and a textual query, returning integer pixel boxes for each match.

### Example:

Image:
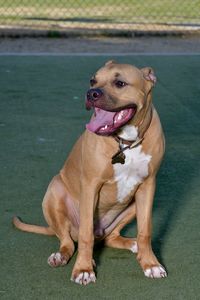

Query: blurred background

[0,0,200,53]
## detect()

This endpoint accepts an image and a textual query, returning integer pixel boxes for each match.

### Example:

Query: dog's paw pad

[48,252,68,267]
[144,266,167,279]
[71,272,96,285]
[130,241,138,253]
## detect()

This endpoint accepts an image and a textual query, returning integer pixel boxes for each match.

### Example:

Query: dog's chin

[86,106,137,136]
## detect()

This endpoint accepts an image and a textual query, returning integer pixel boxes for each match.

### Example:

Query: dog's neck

[118,124,139,141]
[117,104,153,144]
[137,103,153,139]
[111,104,153,165]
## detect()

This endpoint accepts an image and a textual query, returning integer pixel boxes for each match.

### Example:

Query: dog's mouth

[86,106,137,135]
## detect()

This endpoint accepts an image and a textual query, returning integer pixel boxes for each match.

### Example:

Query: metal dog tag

[112,151,126,164]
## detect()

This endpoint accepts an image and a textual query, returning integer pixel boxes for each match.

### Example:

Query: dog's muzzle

[86,88,103,110]
[87,88,103,101]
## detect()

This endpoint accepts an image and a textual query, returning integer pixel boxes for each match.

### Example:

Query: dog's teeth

[101,125,108,130]
[117,111,124,120]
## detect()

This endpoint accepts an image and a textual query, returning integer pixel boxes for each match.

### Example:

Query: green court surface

[1,55,200,299]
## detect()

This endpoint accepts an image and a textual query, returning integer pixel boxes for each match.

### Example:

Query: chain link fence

[0,0,200,36]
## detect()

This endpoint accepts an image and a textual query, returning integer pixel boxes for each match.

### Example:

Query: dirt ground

[0,35,200,54]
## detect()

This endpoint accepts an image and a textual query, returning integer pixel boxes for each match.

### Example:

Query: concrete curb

[0,26,200,38]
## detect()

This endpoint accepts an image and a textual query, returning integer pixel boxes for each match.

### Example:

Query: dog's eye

[115,80,127,88]
[90,79,97,86]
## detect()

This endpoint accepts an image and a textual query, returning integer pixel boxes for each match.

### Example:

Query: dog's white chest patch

[113,126,151,203]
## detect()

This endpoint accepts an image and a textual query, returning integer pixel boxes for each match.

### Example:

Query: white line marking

[0,52,199,56]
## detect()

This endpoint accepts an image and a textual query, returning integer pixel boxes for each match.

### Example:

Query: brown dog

[13,61,167,285]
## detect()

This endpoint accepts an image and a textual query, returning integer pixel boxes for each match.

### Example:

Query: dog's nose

[87,88,103,101]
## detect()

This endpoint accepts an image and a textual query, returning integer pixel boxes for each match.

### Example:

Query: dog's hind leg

[47,215,75,267]
[47,222,75,268]
[105,202,138,253]
[42,176,76,267]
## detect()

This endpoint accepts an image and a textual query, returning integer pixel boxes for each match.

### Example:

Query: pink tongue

[86,108,115,133]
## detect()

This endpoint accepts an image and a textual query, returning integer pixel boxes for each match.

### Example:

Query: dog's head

[86,60,156,135]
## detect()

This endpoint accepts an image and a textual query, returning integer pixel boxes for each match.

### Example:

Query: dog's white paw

[48,252,68,267]
[71,272,96,285]
[144,265,167,279]
[130,241,138,253]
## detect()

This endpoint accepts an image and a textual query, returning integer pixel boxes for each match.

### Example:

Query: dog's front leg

[71,179,99,285]
[135,176,167,278]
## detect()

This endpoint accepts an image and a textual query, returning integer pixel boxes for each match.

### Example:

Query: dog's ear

[105,60,117,67]
[141,67,157,86]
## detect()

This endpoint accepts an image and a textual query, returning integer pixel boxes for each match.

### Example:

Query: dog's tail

[12,216,55,236]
